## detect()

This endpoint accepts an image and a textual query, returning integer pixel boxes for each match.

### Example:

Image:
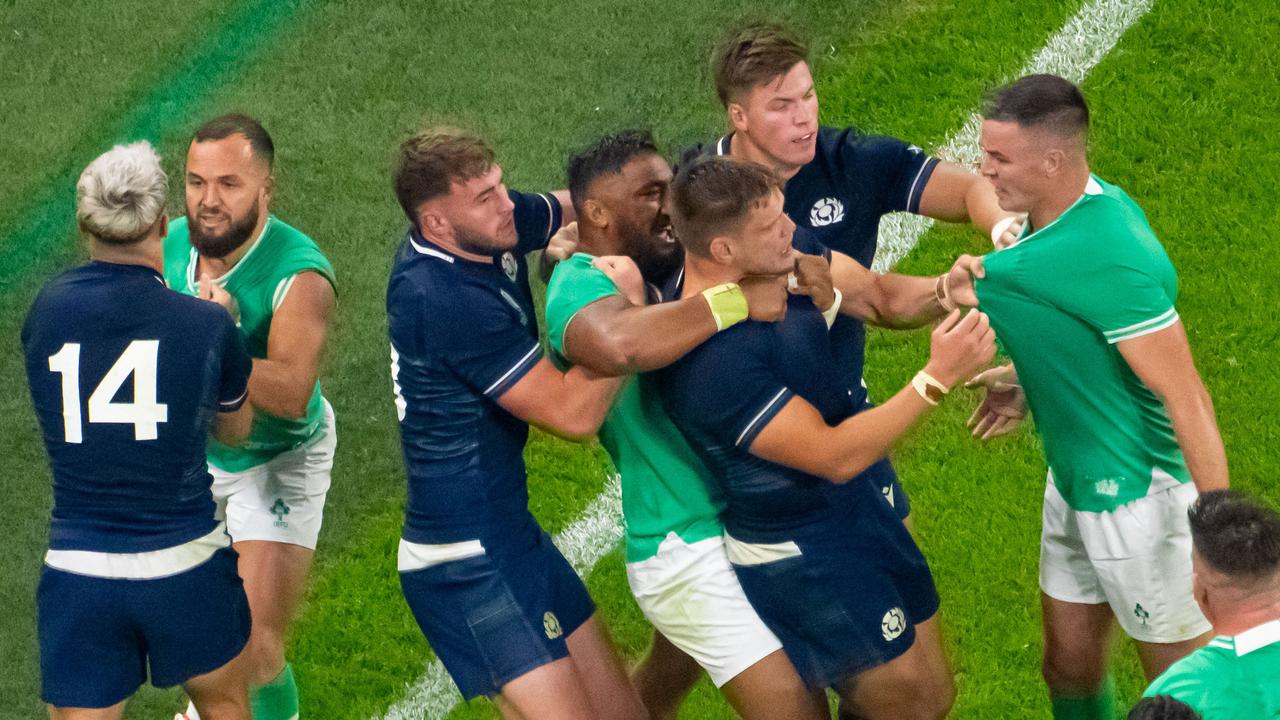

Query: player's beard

[454,221,517,257]
[619,213,683,284]
[189,199,262,259]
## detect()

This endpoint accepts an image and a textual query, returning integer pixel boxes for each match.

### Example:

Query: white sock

[183,701,202,720]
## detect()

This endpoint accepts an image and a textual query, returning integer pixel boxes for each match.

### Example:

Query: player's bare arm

[831,250,986,328]
[918,160,1019,236]
[562,266,789,377]
[251,271,335,419]
[213,398,254,446]
[1117,321,1229,492]
[496,359,624,441]
[750,308,996,481]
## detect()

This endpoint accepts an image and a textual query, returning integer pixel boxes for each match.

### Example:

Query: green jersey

[545,253,724,562]
[1144,620,1280,719]
[163,215,336,472]
[976,175,1188,512]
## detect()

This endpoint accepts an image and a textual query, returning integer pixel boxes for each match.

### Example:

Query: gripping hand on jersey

[198,272,240,323]
[965,363,1026,439]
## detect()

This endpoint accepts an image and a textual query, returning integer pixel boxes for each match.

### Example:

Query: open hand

[965,364,1026,440]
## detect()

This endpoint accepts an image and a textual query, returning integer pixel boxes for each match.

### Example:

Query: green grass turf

[0,0,1275,717]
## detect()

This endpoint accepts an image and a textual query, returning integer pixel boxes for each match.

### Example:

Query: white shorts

[211,400,335,550]
[1039,472,1210,643]
[626,533,781,688]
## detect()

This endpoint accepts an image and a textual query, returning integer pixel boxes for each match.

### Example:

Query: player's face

[979,119,1049,214]
[734,62,819,170]
[727,190,796,277]
[185,135,271,259]
[440,164,518,256]
[598,154,681,281]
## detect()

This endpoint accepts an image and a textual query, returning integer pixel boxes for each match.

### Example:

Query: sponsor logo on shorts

[270,498,291,528]
[810,197,845,227]
[1134,603,1150,627]
[543,611,562,640]
[881,607,906,642]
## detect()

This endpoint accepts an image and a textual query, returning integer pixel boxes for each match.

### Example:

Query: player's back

[23,261,245,554]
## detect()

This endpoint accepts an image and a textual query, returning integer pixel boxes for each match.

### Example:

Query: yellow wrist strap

[702,283,748,331]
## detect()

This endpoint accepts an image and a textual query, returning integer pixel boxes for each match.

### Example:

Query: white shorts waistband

[397,538,486,572]
[44,523,231,580]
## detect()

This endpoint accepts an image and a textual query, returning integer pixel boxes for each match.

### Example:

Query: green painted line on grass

[0,0,309,293]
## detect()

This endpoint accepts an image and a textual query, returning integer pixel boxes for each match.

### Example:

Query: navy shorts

[400,528,596,700]
[38,547,251,708]
[733,477,938,689]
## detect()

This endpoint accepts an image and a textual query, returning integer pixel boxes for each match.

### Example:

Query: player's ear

[158,213,169,239]
[708,235,734,265]
[582,198,609,229]
[1042,148,1065,177]
[418,206,448,239]
[727,102,749,133]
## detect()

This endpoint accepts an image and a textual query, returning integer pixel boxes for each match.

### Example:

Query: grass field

[1,0,1276,718]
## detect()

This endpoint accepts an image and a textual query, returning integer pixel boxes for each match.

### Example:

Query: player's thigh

[1040,592,1116,690]
[182,649,251,720]
[495,656,595,720]
[564,614,647,720]
[48,701,127,720]
[833,616,954,720]
[37,568,145,711]
[1081,483,1209,646]
[721,649,827,720]
[233,539,314,630]
[625,535,782,690]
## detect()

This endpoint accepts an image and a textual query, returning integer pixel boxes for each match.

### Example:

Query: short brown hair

[394,128,495,225]
[193,113,274,169]
[671,156,780,257]
[983,74,1089,138]
[713,24,809,106]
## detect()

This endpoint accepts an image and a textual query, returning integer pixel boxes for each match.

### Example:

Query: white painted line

[872,0,1155,272]
[380,0,1154,715]
[378,474,623,720]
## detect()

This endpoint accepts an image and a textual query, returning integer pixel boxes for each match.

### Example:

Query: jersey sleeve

[544,253,621,358]
[839,131,939,215]
[1045,223,1180,344]
[216,314,252,411]
[666,329,793,451]
[511,190,564,255]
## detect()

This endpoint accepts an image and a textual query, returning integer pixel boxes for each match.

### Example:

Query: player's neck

[90,236,163,274]
[198,211,270,277]
[1028,166,1091,231]
[576,224,623,259]
[730,132,803,182]
[1214,597,1280,637]
[679,255,741,297]
[418,230,495,264]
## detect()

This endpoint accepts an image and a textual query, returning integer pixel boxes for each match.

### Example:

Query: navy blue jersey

[388,190,562,545]
[660,290,867,544]
[22,261,251,553]
[691,126,938,399]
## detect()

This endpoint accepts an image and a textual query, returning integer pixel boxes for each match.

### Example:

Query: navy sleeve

[216,314,252,411]
[511,190,563,255]
[792,226,832,261]
[839,132,939,215]
[667,328,794,451]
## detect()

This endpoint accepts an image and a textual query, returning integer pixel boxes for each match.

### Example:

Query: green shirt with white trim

[163,215,336,472]
[976,175,1188,512]
[1144,619,1280,719]
[544,253,725,562]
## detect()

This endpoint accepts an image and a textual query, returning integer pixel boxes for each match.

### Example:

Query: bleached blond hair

[76,141,168,244]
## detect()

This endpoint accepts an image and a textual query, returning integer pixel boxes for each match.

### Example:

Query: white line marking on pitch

[379,0,1153,716]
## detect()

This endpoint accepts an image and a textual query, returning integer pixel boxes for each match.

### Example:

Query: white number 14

[47,340,169,443]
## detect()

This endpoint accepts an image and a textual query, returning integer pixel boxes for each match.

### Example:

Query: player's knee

[1042,649,1106,693]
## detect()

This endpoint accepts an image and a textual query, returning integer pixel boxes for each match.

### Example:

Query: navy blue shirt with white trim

[387,190,563,544]
[22,261,251,553]
[694,126,939,399]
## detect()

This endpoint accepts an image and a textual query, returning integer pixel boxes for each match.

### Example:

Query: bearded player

[165,114,337,720]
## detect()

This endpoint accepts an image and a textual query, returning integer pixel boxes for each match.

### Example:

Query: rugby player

[386,128,645,720]
[971,74,1229,720]
[695,23,1022,523]
[544,130,825,720]
[165,114,337,720]
[24,142,254,719]
[1140,491,1280,719]
[661,156,996,720]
